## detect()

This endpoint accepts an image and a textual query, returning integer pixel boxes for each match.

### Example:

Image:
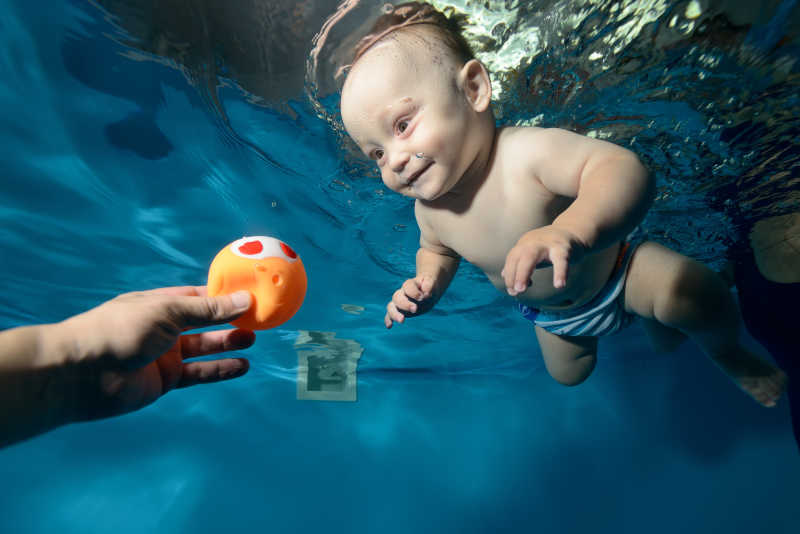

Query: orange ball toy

[207,236,307,330]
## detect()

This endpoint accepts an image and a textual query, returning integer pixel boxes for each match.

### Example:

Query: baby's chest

[434,186,561,270]
[439,217,514,268]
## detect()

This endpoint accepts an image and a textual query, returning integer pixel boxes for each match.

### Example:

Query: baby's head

[340,2,495,201]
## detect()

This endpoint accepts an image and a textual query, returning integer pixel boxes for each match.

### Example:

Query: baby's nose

[389,151,410,173]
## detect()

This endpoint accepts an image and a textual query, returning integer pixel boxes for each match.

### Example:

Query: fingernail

[231,291,251,310]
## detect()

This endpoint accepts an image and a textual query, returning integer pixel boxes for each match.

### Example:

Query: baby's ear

[458,59,491,112]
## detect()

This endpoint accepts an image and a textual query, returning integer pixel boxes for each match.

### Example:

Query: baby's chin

[425,173,464,201]
[411,182,450,202]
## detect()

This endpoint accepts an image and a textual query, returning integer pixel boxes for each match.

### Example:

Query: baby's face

[341,39,483,201]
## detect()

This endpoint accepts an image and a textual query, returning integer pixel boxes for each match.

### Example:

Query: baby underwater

[339,3,786,406]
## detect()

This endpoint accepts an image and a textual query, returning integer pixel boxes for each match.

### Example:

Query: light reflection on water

[308,0,799,267]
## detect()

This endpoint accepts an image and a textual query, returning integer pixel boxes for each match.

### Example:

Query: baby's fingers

[393,288,420,314]
[502,254,532,296]
[501,258,517,295]
[512,254,537,295]
[550,249,570,289]
[402,278,427,300]
[417,276,435,299]
[385,301,406,328]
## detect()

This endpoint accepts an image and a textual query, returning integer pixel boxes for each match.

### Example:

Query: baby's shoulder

[494,126,557,172]
[497,125,569,150]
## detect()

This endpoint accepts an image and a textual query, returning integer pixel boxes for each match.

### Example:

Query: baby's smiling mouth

[405,161,433,186]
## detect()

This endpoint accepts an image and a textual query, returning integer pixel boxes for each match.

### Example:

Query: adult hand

[0,286,255,447]
[61,286,255,421]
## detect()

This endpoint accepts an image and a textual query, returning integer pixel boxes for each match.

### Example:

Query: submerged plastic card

[294,331,363,402]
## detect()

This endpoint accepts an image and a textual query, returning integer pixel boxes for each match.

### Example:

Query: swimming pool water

[1,1,799,533]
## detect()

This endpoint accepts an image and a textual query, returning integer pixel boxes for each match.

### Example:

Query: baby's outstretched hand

[502,226,586,295]
[385,276,435,328]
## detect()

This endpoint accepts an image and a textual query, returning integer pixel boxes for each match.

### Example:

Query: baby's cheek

[421,124,449,154]
[380,171,400,191]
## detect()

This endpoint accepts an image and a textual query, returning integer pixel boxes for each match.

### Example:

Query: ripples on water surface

[308,0,800,265]
[0,1,799,533]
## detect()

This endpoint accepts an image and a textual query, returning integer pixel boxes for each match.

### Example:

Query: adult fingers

[134,286,207,298]
[176,358,250,389]
[167,291,252,329]
[130,287,216,333]
[125,286,210,333]
[179,328,256,359]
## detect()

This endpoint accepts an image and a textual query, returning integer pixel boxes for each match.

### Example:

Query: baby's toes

[756,387,777,407]
[741,378,776,407]
[762,379,782,404]
[768,371,788,396]
[763,377,780,398]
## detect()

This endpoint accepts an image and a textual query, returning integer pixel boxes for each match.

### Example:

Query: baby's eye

[371,148,385,161]
[396,120,409,134]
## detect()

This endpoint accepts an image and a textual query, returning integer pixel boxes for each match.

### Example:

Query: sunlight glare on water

[308,0,799,267]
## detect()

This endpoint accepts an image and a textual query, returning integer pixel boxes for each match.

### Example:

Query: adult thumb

[173,290,252,328]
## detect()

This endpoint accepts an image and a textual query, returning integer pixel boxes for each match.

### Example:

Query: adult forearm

[553,154,654,250]
[0,323,76,447]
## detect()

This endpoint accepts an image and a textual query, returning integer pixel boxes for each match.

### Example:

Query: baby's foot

[714,350,788,407]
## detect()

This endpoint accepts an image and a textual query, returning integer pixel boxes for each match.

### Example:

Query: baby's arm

[535,128,653,249]
[503,128,654,294]
[384,207,460,328]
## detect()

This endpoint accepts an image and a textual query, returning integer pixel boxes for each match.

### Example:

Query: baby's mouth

[406,161,433,186]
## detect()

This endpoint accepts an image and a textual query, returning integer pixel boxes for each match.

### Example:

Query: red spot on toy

[280,242,297,259]
[239,240,264,256]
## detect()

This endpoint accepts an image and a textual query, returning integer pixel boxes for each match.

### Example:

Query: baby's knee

[654,262,732,327]
[546,354,597,386]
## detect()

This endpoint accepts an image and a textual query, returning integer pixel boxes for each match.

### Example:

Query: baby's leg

[641,318,686,353]
[534,326,598,386]
[624,241,787,407]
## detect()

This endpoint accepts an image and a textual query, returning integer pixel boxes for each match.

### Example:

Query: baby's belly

[486,243,622,311]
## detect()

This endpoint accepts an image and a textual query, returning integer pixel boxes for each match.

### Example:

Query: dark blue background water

[1,1,798,532]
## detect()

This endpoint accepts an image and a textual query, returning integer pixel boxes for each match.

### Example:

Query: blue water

[1,1,799,533]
